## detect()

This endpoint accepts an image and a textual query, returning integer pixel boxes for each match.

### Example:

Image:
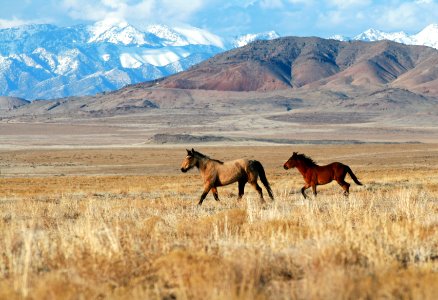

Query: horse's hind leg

[211,187,220,201]
[337,180,350,197]
[237,180,246,201]
[251,182,265,203]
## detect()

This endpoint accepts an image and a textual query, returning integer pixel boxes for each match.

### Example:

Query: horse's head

[283,152,298,170]
[181,148,198,172]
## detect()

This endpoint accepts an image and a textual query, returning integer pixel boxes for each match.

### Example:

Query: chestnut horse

[283,152,362,198]
[181,148,274,205]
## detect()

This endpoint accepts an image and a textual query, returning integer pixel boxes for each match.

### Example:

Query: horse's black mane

[193,150,224,164]
[295,153,317,166]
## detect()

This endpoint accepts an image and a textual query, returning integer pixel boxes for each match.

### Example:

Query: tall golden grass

[0,145,437,299]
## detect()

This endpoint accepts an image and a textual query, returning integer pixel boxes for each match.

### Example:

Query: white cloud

[312,0,438,36]
[60,0,207,24]
[0,17,40,29]
[2,0,438,38]
[260,0,284,9]
[376,1,438,31]
[381,3,418,28]
[286,0,312,4]
[317,10,346,27]
[328,0,371,9]
[150,0,206,23]
[101,0,122,9]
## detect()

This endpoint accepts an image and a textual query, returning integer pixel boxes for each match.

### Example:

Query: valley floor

[0,145,437,299]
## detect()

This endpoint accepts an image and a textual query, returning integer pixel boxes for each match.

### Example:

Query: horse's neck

[196,156,212,171]
[296,161,312,175]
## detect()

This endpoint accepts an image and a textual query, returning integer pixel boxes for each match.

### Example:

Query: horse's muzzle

[283,164,289,170]
[181,168,187,173]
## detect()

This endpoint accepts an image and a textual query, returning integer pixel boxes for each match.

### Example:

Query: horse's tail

[252,160,274,200]
[346,166,363,185]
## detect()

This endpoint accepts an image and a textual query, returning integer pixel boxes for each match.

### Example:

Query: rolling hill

[0,96,30,110]
[153,37,438,95]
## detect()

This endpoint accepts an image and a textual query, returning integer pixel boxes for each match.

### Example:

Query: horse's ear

[186,149,191,155]
[191,148,195,154]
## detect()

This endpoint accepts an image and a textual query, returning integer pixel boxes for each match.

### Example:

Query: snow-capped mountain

[412,24,438,49]
[329,34,350,42]
[331,24,438,49]
[88,19,156,46]
[150,25,225,48]
[233,31,280,48]
[353,28,412,44]
[7,20,437,101]
[0,20,273,100]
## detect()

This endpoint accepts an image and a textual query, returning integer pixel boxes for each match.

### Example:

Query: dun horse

[181,149,274,205]
[283,152,362,198]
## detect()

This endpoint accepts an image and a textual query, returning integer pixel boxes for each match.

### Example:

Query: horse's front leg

[211,187,220,201]
[301,183,311,199]
[198,183,212,206]
[312,184,317,197]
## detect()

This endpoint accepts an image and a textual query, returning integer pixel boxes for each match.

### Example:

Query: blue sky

[1,0,438,37]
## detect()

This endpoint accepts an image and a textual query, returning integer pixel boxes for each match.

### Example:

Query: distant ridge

[155,37,438,95]
[1,21,438,101]
[0,20,279,100]
[332,24,438,50]
[0,96,30,110]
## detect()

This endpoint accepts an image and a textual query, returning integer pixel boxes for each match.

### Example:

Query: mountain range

[2,21,438,101]
[331,24,438,49]
[145,36,438,97]
[2,34,438,144]
[0,19,280,101]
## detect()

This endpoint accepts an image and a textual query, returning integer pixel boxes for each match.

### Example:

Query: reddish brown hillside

[162,61,290,91]
[155,37,438,94]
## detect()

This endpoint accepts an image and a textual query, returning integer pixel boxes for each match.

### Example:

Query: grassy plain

[0,144,437,299]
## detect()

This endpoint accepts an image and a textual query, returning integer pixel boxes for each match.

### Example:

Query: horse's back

[311,162,346,184]
[326,162,350,178]
[222,158,250,169]
[215,159,249,185]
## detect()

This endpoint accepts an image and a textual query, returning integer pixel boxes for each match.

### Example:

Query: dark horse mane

[294,153,318,167]
[193,150,224,164]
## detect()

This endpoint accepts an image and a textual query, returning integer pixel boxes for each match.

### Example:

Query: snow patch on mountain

[146,24,187,46]
[332,24,438,50]
[355,29,411,44]
[88,18,152,46]
[145,24,225,48]
[412,24,438,49]
[329,34,350,41]
[233,31,280,47]
[172,26,225,48]
[119,47,192,68]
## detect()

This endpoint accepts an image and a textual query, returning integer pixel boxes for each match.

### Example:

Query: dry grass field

[0,144,437,299]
